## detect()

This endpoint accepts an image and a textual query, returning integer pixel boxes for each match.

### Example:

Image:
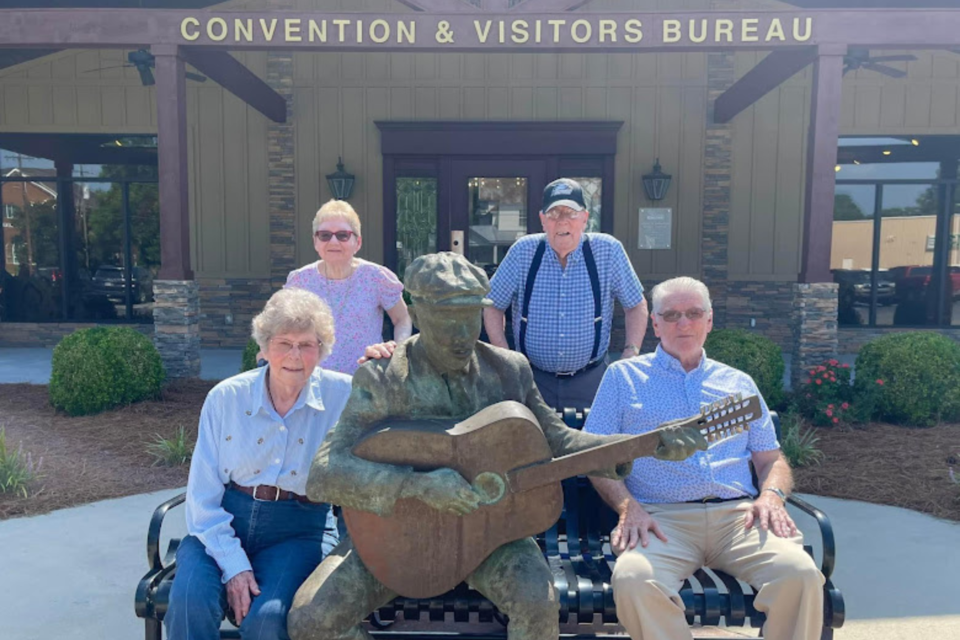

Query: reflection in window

[395,177,438,281]
[566,176,602,233]
[831,185,875,326]
[468,177,527,271]
[949,185,960,326]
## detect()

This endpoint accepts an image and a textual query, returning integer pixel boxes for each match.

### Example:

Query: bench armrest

[147,492,186,571]
[786,493,836,580]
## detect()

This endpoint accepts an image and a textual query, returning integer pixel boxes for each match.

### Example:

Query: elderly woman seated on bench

[164,288,352,640]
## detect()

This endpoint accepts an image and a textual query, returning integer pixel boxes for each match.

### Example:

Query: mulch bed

[0,380,215,520]
[795,421,960,522]
[2,381,959,523]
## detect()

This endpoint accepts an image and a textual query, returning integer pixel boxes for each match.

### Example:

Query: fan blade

[185,72,207,83]
[137,66,156,86]
[82,64,130,73]
[867,54,917,63]
[863,63,907,78]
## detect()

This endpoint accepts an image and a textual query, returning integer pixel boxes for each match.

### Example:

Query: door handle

[451,230,464,255]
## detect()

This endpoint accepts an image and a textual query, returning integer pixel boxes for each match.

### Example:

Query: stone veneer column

[702,50,735,328]
[153,280,201,378]
[791,283,839,387]
[267,49,297,289]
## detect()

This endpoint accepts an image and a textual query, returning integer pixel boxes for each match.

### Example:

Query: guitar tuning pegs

[736,392,743,402]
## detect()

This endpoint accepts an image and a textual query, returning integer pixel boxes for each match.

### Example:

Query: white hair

[651,277,712,315]
[252,288,335,361]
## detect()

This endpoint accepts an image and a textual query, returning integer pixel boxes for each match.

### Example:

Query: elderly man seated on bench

[584,276,824,640]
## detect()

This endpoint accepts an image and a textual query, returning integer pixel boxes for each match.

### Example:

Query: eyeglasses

[270,338,321,356]
[542,209,585,221]
[657,309,708,323]
[315,230,356,242]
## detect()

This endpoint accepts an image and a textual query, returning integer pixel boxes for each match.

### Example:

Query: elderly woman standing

[165,288,351,640]
[285,199,412,374]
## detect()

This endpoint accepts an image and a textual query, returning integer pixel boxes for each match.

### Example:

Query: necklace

[320,259,358,319]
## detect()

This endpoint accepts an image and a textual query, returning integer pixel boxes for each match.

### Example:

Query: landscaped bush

[854,332,960,427]
[796,359,854,426]
[705,329,785,409]
[241,337,261,373]
[49,327,165,416]
[778,412,824,468]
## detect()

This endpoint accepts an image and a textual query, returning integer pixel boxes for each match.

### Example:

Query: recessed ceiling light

[835,165,841,172]
[911,139,919,146]
[882,150,892,156]
[853,160,861,165]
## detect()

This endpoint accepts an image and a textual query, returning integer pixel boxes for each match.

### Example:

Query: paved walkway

[0,491,957,639]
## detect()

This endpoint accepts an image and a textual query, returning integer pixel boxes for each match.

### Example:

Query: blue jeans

[165,487,339,640]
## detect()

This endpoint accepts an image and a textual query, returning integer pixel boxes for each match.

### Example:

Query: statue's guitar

[343,394,758,598]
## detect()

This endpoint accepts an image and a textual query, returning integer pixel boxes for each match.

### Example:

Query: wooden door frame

[378,121,622,273]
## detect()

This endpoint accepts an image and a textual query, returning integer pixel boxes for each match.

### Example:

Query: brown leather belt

[228,481,316,504]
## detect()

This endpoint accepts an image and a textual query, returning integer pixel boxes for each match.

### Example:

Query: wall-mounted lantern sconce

[642,158,672,202]
[326,157,355,200]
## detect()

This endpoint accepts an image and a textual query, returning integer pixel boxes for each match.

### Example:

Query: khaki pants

[612,500,824,640]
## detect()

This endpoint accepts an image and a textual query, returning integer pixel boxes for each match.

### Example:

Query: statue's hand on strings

[654,424,708,461]
[400,468,482,516]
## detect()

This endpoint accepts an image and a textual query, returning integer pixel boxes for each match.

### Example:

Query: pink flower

[817,366,826,372]
[833,417,839,424]
[876,379,885,386]
[842,363,850,369]
[826,409,833,417]
[815,379,822,385]
[809,369,817,375]
[828,404,835,409]
[841,402,849,410]
[829,359,839,366]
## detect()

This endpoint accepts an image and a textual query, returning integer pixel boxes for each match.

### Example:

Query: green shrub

[778,412,824,468]
[796,359,854,426]
[147,425,194,467]
[241,337,261,373]
[854,332,960,427]
[705,329,785,409]
[0,428,41,498]
[49,327,165,416]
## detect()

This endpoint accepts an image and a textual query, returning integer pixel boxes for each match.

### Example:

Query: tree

[833,193,867,220]
[83,165,160,271]
[10,200,59,271]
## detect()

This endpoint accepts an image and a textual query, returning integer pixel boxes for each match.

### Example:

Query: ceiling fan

[86,49,207,86]
[843,48,916,78]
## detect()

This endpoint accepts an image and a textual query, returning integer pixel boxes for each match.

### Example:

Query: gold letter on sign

[741,18,759,42]
[398,21,415,44]
[624,19,643,44]
[571,19,592,44]
[663,19,681,44]
[793,17,812,42]
[369,19,390,44]
[474,20,492,44]
[181,17,200,41]
[512,20,529,44]
[207,17,228,42]
[765,18,785,42]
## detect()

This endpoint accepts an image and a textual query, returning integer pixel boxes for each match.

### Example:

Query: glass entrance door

[451,159,547,274]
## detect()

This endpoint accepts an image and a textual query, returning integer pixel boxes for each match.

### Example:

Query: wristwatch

[624,343,641,356]
[763,487,787,504]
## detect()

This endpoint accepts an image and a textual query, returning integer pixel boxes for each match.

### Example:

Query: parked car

[91,265,153,303]
[892,265,960,302]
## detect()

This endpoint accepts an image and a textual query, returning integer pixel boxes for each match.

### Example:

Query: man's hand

[401,468,482,516]
[654,425,708,461]
[226,570,260,626]
[357,341,398,365]
[744,492,798,538]
[611,498,667,554]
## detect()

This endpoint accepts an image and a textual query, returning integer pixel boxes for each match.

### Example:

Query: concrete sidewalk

[0,491,957,639]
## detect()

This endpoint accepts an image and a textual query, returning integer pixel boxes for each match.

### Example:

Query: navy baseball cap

[541,178,586,214]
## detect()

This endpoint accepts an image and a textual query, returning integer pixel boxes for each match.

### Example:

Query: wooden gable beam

[713,47,820,123]
[178,48,286,123]
[392,0,480,11]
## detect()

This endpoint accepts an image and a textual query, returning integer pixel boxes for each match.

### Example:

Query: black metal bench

[135,411,845,640]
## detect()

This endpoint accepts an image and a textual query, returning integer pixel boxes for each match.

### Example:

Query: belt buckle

[253,484,280,502]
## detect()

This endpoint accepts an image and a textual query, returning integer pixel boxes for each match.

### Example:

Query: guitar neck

[506,431,662,494]
[505,394,758,495]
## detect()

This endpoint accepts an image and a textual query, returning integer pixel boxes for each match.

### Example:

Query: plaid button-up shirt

[487,233,645,373]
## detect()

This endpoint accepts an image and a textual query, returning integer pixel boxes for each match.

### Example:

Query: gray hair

[650,277,712,315]
[252,288,335,361]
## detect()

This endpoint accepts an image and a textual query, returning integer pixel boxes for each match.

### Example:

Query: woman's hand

[226,570,261,625]
[357,340,398,365]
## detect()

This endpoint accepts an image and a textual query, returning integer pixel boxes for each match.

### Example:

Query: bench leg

[820,626,833,640]
[145,618,162,640]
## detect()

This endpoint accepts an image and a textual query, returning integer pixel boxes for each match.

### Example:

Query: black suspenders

[518,237,602,366]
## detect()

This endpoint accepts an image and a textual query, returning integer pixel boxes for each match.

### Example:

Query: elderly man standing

[484,178,648,411]
[583,276,824,640]
[287,253,709,640]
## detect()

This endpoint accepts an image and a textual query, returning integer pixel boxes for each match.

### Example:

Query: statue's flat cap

[405,252,493,307]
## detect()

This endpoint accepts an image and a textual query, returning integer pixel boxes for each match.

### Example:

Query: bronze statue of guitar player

[288,252,754,640]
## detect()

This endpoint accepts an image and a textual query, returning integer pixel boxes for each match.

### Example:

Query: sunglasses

[315,230,357,242]
[657,309,708,323]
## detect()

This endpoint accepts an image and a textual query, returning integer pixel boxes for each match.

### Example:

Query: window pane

[566,176,602,233]
[881,184,939,326]
[396,177,438,280]
[949,185,960,326]
[468,176,527,271]
[831,185,875,327]
[0,176,62,321]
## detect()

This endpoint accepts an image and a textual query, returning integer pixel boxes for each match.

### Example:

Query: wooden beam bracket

[713,46,820,123]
